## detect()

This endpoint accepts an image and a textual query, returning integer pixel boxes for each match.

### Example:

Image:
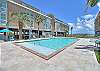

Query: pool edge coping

[13,38,79,60]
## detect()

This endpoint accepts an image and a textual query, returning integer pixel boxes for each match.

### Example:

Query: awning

[0,29,12,33]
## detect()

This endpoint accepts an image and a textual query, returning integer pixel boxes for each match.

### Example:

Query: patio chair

[9,36,15,41]
[95,40,100,47]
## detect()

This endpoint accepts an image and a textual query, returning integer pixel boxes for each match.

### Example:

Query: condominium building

[0,0,69,39]
[55,18,69,36]
[95,11,100,35]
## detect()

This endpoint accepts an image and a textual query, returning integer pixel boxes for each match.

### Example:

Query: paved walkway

[1,38,100,71]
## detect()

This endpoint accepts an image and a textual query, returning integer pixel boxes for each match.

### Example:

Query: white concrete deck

[1,38,100,71]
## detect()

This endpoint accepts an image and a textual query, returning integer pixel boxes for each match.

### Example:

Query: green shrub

[95,51,100,63]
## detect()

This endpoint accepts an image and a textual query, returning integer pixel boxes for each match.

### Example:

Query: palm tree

[87,0,99,7]
[11,12,30,40]
[85,0,99,14]
[26,13,34,39]
[64,27,69,37]
[34,14,45,38]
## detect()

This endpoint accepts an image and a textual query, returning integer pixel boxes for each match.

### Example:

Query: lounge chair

[89,38,96,42]
[75,45,97,50]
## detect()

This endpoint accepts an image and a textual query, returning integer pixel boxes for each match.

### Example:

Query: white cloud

[85,18,95,30]
[77,17,81,22]
[77,23,80,25]
[82,14,94,19]
[77,26,83,29]
[97,2,100,11]
[86,24,94,30]
[67,23,74,27]
[71,14,95,34]
[97,2,100,7]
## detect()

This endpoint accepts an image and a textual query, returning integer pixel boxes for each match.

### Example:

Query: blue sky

[23,0,98,23]
[23,0,100,34]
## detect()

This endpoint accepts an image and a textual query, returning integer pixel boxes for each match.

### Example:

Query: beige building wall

[8,1,34,29]
[7,0,52,31]
[47,14,55,32]
[6,0,69,34]
[55,21,68,32]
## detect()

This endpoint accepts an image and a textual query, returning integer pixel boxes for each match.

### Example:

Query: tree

[34,14,45,38]
[26,13,34,39]
[64,26,69,36]
[87,0,99,7]
[85,0,99,14]
[11,12,30,40]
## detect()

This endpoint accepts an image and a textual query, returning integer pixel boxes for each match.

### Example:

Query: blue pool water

[21,38,77,50]
[16,38,77,56]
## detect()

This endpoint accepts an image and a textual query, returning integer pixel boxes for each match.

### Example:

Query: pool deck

[1,38,100,71]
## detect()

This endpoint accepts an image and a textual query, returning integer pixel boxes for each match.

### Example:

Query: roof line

[55,18,68,26]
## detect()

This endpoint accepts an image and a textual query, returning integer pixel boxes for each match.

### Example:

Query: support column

[56,32,57,37]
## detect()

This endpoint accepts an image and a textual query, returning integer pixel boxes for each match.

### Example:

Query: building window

[43,18,51,29]
[56,22,61,31]
[0,0,7,24]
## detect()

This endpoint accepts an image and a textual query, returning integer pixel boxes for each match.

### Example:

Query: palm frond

[84,0,99,15]
[34,14,46,23]
[87,0,99,7]
[11,12,32,27]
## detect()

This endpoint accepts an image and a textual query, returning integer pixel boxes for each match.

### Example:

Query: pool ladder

[33,42,40,45]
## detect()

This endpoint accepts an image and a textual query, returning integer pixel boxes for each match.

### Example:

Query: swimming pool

[15,38,77,60]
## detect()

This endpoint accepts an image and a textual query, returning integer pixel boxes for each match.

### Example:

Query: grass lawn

[95,50,100,63]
